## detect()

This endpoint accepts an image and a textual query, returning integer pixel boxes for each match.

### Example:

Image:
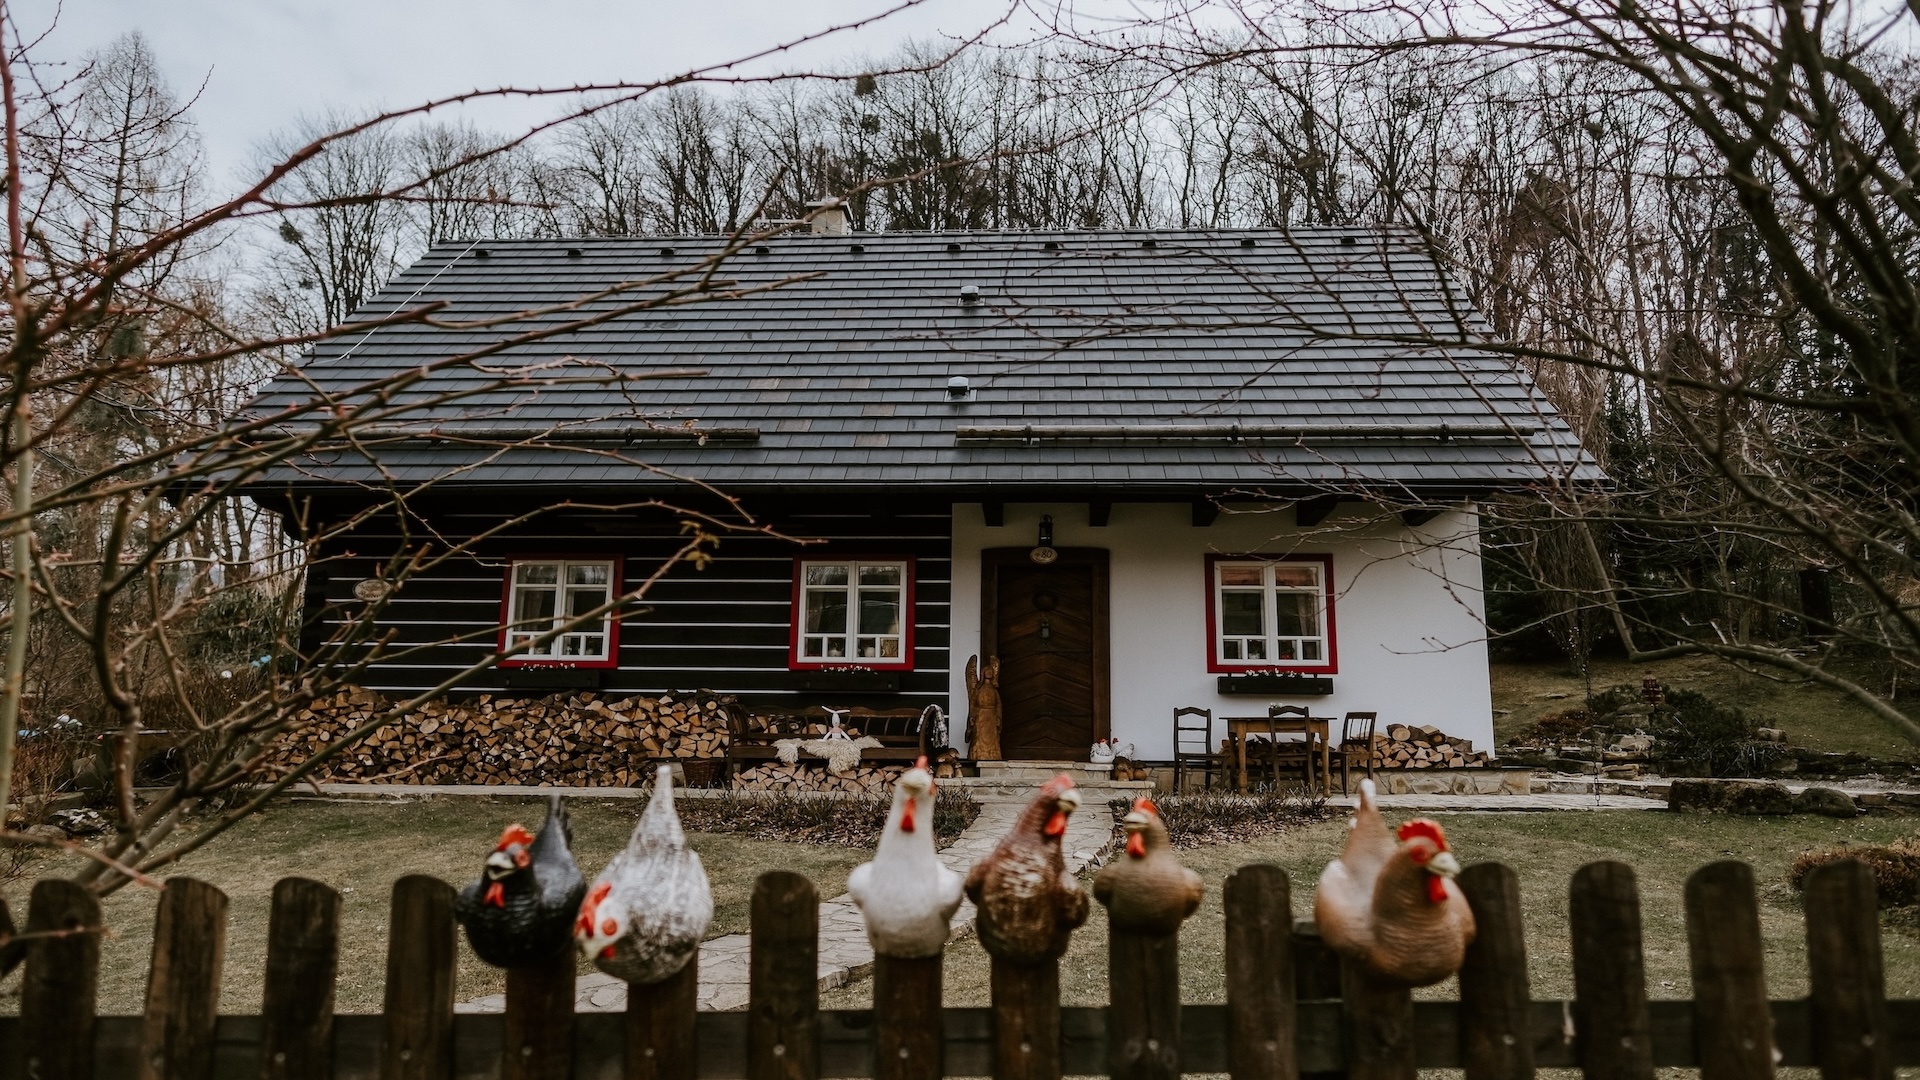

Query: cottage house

[243,227,1597,764]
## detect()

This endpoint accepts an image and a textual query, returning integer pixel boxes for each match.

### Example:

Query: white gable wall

[947,502,1495,760]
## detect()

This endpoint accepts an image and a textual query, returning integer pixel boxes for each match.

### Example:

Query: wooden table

[1225,715,1332,795]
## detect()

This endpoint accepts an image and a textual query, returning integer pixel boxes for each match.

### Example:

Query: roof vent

[1240,237,1256,248]
[806,197,850,236]
[1341,236,1357,246]
[947,376,973,400]
[959,284,981,306]
[659,246,675,256]
[1043,240,1059,250]
[755,245,770,255]
[946,242,962,253]
[1141,238,1157,249]
[565,248,583,258]
[850,243,865,254]
[473,248,491,258]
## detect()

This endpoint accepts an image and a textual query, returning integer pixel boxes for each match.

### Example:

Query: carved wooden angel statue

[964,654,1003,760]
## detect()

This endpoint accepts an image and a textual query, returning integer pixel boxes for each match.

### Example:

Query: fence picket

[505,953,577,1080]
[138,877,228,1080]
[1457,863,1533,1080]
[1803,858,1892,1080]
[990,956,1062,1080]
[1340,959,1415,1080]
[18,878,103,1080]
[1569,861,1654,1080]
[1109,927,1181,1080]
[874,953,942,1080]
[749,871,819,1080]
[381,875,457,1080]
[1685,860,1775,1080]
[260,877,343,1080]
[1224,865,1296,1080]
[1291,919,1344,1080]
[626,953,699,1080]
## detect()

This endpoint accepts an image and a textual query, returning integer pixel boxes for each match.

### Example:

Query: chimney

[806,197,849,236]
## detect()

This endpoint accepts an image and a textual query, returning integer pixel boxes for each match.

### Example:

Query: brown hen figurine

[1314,778,1476,986]
[1093,797,1203,934]
[964,774,1089,963]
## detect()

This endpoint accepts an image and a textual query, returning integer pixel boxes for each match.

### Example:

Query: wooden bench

[724,705,937,782]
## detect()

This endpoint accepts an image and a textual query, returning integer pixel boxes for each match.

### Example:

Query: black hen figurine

[454,793,586,968]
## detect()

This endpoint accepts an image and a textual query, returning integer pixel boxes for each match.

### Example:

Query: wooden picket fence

[2,857,1916,1080]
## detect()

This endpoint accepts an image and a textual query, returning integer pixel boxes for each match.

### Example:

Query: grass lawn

[824,810,1920,1008]
[5,796,868,1015]
[1492,654,1919,761]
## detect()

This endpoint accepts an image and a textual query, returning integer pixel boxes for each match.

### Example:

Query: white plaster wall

[946,502,1495,759]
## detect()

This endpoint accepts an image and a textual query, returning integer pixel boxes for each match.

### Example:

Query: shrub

[1123,789,1334,849]
[1649,688,1780,776]
[1787,840,1920,907]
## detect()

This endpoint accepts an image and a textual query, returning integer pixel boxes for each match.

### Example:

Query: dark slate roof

[241,227,1600,495]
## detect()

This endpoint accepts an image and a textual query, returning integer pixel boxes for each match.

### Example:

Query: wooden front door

[983,548,1109,759]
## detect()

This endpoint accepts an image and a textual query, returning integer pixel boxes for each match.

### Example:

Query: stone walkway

[457,791,1121,1014]
[1350,791,1662,811]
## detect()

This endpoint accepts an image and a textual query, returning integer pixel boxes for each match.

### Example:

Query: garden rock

[22,823,67,844]
[1793,787,1859,818]
[1611,732,1655,754]
[50,807,109,836]
[1669,778,1796,815]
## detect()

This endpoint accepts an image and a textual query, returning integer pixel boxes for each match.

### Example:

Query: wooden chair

[1256,704,1316,790]
[1172,707,1221,793]
[1335,711,1379,795]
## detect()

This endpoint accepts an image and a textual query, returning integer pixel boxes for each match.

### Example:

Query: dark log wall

[300,499,952,711]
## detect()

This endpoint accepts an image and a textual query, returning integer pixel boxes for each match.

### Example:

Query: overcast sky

[17,0,1029,189]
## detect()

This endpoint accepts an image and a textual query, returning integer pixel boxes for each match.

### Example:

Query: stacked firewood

[732,761,905,795]
[1370,724,1492,769]
[262,688,735,787]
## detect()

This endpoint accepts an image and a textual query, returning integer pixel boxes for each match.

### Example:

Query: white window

[504,559,616,662]
[1213,558,1332,668]
[795,559,910,665]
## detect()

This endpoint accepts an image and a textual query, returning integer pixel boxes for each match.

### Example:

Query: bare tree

[0,1,1020,897]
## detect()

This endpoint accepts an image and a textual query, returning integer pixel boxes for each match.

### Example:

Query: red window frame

[496,554,625,669]
[788,556,917,670]
[1204,553,1338,674]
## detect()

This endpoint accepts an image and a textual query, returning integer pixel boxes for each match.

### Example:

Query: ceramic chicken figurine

[848,756,966,957]
[1314,778,1476,986]
[964,774,1089,963]
[575,765,714,984]
[453,794,586,968]
[1093,797,1204,934]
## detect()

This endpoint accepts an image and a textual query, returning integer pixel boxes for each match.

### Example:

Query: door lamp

[1030,515,1058,565]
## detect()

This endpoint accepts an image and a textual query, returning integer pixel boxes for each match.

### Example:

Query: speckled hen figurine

[1314,778,1476,987]
[1093,797,1203,934]
[964,774,1089,964]
[848,756,966,957]
[575,765,713,984]
[453,794,585,968]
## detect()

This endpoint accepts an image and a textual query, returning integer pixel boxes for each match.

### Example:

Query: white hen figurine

[575,765,714,984]
[847,756,965,958]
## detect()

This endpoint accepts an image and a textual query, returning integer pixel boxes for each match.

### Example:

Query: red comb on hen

[494,824,535,852]
[1132,796,1159,816]
[1396,819,1447,849]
